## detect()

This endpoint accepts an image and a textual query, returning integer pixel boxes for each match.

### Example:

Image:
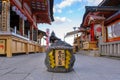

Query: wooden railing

[99,37,120,57]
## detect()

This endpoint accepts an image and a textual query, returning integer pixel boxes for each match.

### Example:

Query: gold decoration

[49,50,56,68]
[65,50,71,69]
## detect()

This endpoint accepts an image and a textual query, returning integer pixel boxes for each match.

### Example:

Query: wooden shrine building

[0,0,54,57]
[74,0,120,57]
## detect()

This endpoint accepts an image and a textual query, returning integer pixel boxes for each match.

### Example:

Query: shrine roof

[22,0,54,24]
[38,29,47,36]
[81,0,120,27]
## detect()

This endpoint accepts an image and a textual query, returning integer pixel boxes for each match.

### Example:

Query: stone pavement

[0,53,120,80]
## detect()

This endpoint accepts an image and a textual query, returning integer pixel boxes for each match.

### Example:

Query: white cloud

[57,0,71,9]
[53,7,56,13]
[68,10,73,13]
[86,0,103,5]
[55,0,82,13]
[53,6,62,13]
[54,0,103,13]
[57,9,62,13]
[54,17,72,24]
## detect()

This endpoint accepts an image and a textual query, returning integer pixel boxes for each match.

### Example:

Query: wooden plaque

[55,50,65,66]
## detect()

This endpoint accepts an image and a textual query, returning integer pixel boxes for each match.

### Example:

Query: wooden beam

[33,11,48,15]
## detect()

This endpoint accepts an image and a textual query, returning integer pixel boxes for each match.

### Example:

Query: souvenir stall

[0,0,54,57]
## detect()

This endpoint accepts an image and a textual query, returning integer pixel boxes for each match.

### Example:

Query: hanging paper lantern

[23,15,27,20]
[24,16,27,20]
[16,10,21,15]
[12,6,16,11]
[94,24,102,36]
[22,14,24,19]
[20,13,23,18]
[96,27,102,32]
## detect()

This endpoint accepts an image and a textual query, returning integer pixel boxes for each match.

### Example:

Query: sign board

[55,50,65,66]
[0,40,5,54]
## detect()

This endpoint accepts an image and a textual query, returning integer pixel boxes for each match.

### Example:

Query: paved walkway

[0,53,120,80]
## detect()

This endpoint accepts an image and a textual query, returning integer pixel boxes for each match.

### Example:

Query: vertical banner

[46,28,50,49]
[2,0,10,31]
[0,0,2,14]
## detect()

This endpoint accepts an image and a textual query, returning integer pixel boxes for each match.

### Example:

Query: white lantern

[12,6,16,11]
[24,16,27,21]
[20,13,23,18]
[23,15,27,20]
[16,10,21,15]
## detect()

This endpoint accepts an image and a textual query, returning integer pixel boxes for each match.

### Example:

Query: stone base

[47,67,74,73]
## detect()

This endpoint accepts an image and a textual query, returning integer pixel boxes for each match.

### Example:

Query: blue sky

[38,0,103,45]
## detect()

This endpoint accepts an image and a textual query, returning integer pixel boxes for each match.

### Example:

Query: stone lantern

[45,31,75,72]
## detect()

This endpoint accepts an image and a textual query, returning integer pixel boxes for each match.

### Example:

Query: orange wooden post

[6,37,12,57]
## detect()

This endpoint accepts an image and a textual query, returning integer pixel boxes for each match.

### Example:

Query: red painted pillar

[90,23,95,41]
[46,28,50,49]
